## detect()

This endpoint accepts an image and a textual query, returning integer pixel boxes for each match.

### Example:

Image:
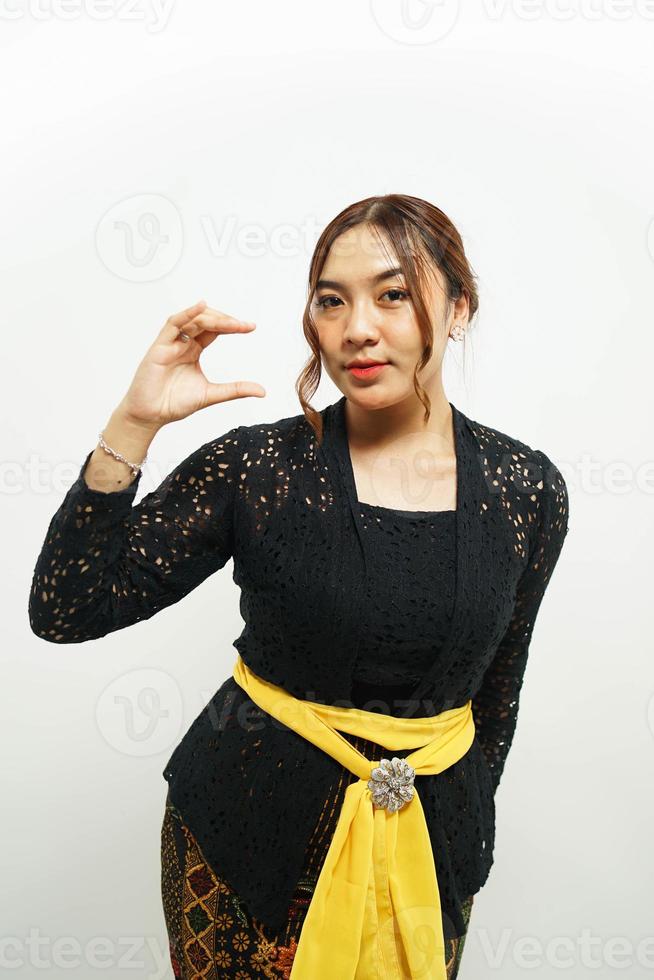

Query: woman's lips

[346,363,389,380]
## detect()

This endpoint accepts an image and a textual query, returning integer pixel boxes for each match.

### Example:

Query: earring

[449,322,465,342]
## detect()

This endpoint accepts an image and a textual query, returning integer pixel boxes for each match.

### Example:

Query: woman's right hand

[117,300,266,429]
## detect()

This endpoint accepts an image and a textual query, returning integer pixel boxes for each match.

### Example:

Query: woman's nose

[342,304,383,343]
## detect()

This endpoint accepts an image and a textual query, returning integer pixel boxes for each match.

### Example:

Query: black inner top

[349,500,457,714]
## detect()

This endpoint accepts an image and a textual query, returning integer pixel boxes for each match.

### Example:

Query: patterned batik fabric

[161,788,475,980]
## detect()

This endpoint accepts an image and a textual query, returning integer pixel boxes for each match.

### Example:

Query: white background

[2,3,653,977]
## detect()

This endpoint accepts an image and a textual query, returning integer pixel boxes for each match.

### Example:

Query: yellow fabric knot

[232,655,475,979]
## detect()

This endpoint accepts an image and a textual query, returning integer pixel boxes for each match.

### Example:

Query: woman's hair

[295,193,479,444]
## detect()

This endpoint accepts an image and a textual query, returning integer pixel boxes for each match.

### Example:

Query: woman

[29,194,570,979]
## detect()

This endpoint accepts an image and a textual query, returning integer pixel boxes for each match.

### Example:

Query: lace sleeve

[472,450,570,794]
[28,425,246,644]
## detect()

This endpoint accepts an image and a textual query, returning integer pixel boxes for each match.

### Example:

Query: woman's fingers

[161,305,256,346]
[156,301,206,345]
[182,311,257,339]
[170,317,257,353]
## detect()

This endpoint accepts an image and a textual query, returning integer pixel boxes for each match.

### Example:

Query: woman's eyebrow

[315,266,404,291]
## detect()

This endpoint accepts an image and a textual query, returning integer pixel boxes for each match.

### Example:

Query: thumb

[204,380,267,406]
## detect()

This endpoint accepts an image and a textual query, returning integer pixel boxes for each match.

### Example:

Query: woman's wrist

[83,406,164,493]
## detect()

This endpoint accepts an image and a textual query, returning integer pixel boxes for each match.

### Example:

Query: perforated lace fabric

[349,502,456,709]
[28,394,570,938]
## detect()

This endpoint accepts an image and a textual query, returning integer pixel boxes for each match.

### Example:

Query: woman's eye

[316,295,342,310]
[382,288,409,302]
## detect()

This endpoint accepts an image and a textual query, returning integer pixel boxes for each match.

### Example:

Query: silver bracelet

[98,431,148,478]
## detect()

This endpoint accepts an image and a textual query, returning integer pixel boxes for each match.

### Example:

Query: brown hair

[295,193,479,444]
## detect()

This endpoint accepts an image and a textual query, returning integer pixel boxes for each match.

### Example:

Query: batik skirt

[161,730,475,980]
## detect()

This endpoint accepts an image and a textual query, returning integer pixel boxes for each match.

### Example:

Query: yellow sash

[232,655,475,979]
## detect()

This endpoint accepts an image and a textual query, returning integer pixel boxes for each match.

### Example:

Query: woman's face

[312,223,465,410]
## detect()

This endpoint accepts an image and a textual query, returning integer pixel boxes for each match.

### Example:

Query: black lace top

[349,502,456,713]
[28,394,570,937]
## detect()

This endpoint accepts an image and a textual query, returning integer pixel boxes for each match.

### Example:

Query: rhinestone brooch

[367,756,416,813]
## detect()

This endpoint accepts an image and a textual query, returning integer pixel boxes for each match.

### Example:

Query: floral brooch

[367,756,416,813]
